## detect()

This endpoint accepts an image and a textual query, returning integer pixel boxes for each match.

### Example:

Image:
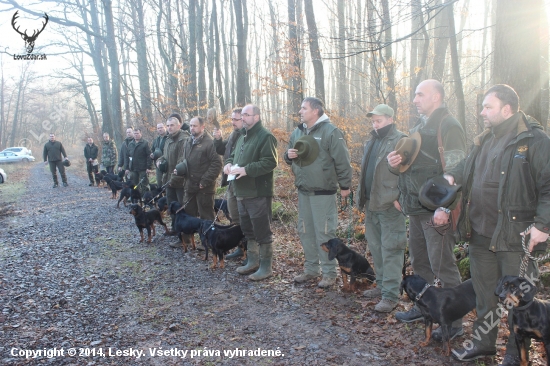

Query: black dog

[142,191,155,209]
[129,204,168,243]
[117,183,141,208]
[104,175,124,199]
[400,275,476,356]
[156,197,168,214]
[169,201,204,252]
[320,238,375,291]
[198,220,245,268]
[214,198,232,222]
[495,275,550,366]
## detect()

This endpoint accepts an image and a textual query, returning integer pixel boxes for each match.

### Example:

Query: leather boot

[237,240,259,275]
[225,246,244,260]
[248,243,273,281]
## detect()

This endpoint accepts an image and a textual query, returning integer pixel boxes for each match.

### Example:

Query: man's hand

[522,226,550,252]
[173,168,178,175]
[150,153,154,159]
[44,161,48,165]
[387,151,402,168]
[231,166,247,179]
[433,209,450,225]
[443,174,455,186]
[393,200,401,212]
[146,169,152,174]
[125,170,130,175]
[287,148,298,159]
[340,189,350,198]
[118,166,122,172]
[88,158,92,162]
[199,183,204,189]
[224,163,233,175]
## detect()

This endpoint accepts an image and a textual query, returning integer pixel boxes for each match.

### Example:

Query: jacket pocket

[506,208,536,243]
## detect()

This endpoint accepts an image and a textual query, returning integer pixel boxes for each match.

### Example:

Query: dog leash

[339,191,354,247]
[144,181,169,207]
[175,193,197,214]
[415,283,431,301]
[201,181,232,235]
[518,223,550,279]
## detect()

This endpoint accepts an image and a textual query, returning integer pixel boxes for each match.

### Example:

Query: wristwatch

[438,207,451,214]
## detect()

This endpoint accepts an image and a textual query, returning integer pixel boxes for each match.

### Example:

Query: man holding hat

[151,122,168,186]
[224,104,278,280]
[284,97,353,288]
[357,104,407,312]
[387,79,466,339]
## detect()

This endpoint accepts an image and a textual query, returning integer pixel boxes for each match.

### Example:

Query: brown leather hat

[394,132,421,172]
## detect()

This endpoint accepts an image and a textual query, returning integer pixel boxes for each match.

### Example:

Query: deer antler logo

[11,11,49,54]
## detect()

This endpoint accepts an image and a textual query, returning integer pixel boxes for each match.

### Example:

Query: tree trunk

[212,0,226,113]
[446,0,465,130]
[132,0,153,125]
[233,0,250,106]
[188,0,198,116]
[337,0,346,115]
[287,0,303,131]
[380,0,397,112]
[431,0,449,81]
[493,0,543,122]
[101,0,124,143]
[304,0,325,103]
[197,0,207,116]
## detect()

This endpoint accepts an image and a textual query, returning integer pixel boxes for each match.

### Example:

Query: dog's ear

[519,278,537,302]
[495,276,507,296]
[328,243,338,261]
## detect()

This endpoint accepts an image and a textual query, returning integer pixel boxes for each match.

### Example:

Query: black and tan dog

[129,204,168,243]
[198,220,245,269]
[169,201,204,252]
[103,175,124,199]
[495,275,550,366]
[320,238,375,291]
[400,275,476,356]
[117,183,142,208]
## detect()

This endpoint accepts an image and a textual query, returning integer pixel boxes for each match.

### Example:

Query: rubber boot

[225,246,244,260]
[248,243,273,281]
[237,240,259,275]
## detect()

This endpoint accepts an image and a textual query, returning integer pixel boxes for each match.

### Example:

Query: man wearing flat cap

[357,104,407,312]
[284,97,353,288]
[387,80,466,339]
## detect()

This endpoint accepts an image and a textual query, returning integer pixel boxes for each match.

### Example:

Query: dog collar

[415,283,431,301]
[514,299,534,310]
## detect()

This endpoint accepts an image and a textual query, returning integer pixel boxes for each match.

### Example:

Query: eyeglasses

[231,118,241,121]
[241,113,256,118]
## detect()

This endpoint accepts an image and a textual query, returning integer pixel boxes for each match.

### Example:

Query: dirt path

[0,163,506,365]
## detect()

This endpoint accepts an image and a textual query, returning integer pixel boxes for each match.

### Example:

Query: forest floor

[0,160,548,366]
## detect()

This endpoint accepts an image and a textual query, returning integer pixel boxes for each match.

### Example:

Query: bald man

[387,80,466,340]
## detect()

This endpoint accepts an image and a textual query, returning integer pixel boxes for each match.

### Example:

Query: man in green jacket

[446,85,550,365]
[118,127,134,173]
[284,97,353,288]
[125,128,153,195]
[101,133,117,174]
[84,137,99,186]
[180,116,222,248]
[357,104,407,312]
[156,115,189,239]
[224,104,278,280]
[150,122,168,185]
[214,108,244,258]
[43,133,69,188]
[388,80,466,337]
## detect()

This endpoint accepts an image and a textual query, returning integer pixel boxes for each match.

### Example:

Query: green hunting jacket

[226,121,278,198]
[118,137,134,169]
[101,140,117,167]
[126,139,152,172]
[43,141,67,162]
[283,116,352,195]
[84,143,99,160]
[357,124,406,212]
[389,107,466,215]
[448,112,550,251]
[159,129,189,188]
[183,132,222,194]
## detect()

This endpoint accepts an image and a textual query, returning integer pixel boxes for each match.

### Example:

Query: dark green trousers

[49,161,66,184]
